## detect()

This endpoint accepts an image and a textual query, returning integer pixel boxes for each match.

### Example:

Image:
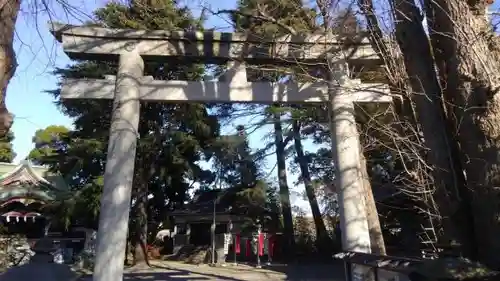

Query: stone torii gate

[50,23,391,281]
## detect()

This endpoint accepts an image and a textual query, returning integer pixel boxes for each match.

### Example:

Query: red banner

[235,234,241,254]
[268,234,275,258]
[258,233,264,256]
[245,238,251,257]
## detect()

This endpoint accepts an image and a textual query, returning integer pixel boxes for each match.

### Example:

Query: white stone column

[221,61,247,83]
[327,58,371,254]
[220,61,248,101]
[93,51,143,281]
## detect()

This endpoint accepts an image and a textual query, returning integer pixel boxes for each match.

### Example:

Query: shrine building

[0,160,68,238]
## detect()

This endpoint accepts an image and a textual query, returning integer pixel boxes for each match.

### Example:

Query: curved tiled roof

[0,160,68,205]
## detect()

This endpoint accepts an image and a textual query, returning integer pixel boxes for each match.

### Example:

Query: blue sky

[9,0,100,162]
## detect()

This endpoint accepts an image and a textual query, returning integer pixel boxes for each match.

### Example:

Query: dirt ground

[78,260,345,281]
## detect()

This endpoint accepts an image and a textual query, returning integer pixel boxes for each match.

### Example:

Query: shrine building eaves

[49,22,380,65]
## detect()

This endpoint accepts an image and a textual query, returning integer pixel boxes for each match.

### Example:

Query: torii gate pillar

[329,66,371,255]
[93,50,143,281]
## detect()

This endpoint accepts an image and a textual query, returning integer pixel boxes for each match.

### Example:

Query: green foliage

[95,0,202,30]
[0,131,15,163]
[233,181,266,223]
[411,257,499,280]
[207,123,282,230]
[294,208,316,255]
[28,125,69,165]
[211,125,263,188]
[233,0,318,35]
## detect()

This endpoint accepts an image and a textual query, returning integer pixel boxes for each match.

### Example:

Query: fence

[0,236,89,265]
[334,251,422,281]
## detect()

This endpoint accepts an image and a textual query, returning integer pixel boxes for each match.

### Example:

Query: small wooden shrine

[167,187,286,264]
[0,161,68,238]
[169,188,246,247]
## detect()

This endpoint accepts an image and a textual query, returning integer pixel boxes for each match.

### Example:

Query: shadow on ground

[152,261,345,281]
[77,261,346,281]
[78,269,244,281]
[231,261,346,280]
[263,262,345,280]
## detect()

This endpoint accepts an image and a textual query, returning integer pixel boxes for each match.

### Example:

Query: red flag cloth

[245,238,251,257]
[258,233,264,256]
[235,234,241,254]
[268,234,274,258]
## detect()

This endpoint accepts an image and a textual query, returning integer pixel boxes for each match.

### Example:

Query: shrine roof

[170,186,272,223]
[0,161,69,203]
[171,188,239,216]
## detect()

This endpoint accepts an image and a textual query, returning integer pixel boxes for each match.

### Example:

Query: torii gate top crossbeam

[49,23,380,65]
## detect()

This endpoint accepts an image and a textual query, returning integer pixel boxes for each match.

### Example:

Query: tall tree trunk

[423,0,499,266]
[358,146,386,255]
[132,181,150,267]
[131,150,151,267]
[359,0,427,257]
[0,0,18,137]
[291,120,332,252]
[390,0,475,257]
[273,109,295,257]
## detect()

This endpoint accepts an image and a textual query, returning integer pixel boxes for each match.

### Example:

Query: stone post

[186,224,191,244]
[93,50,143,281]
[326,57,371,254]
[220,61,248,101]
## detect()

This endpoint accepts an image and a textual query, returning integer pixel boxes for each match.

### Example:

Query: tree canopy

[0,130,15,163]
